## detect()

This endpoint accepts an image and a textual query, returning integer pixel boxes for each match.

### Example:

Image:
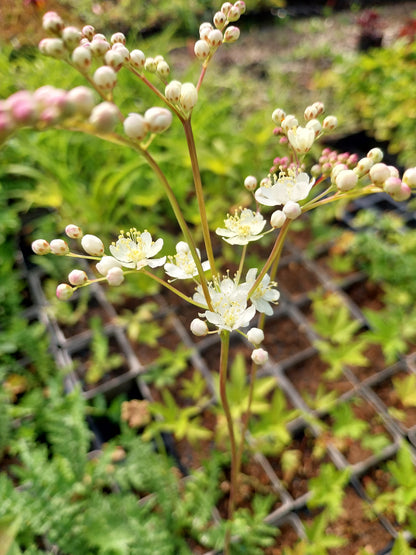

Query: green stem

[140,268,206,308]
[182,118,217,276]
[219,330,238,555]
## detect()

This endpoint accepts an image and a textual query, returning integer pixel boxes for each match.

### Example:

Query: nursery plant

[2,2,416,553]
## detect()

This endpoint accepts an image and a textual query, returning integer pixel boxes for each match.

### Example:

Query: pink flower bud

[224,26,240,43]
[82,25,95,40]
[207,29,223,47]
[65,224,83,238]
[93,66,117,91]
[179,83,198,112]
[68,269,88,286]
[213,11,227,29]
[251,348,268,365]
[123,113,148,140]
[336,169,358,192]
[194,39,210,60]
[62,26,82,48]
[89,102,119,133]
[67,86,95,117]
[247,328,264,345]
[144,107,172,133]
[6,91,37,125]
[111,32,126,45]
[270,209,287,228]
[129,49,146,69]
[165,80,182,103]
[31,239,51,255]
[283,201,301,219]
[106,266,124,286]
[42,11,64,34]
[50,239,69,255]
[190,318,209,337]
[72,45,92,70]
[56,283,74,301]
[90,38,110,57]
[383,176,402,195]
[369,163,390,186]
[81,234,105,256]
[391,183,411,202]
[244,175,257,191]
[403,168,416,189]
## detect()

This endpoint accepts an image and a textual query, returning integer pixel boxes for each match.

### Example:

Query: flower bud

[283,201,301,219]
[50,239,69,255]
[39,38,66,58]
[234,1,246,14]
[281,115,298,132]
[322,115,338,130]
[304,104,318,120]
[271,108,286,124]
[81,234,105,256]
[207,29,223,47]
[388,166,400,178]
[72,45,92,70]
[90,38,110,57]
[144,107,172,133]
[251,348,268,365]
[68,269,88,286]
[106,266,124,286]
[129,49,146,69]
[336,169,358,192]
[104,49,124,69]
[56,283,74,301]
[270,209,287,228]
[89,102,119,133]
[213,11,227,29]
[227,5,240,22]
[93,66,117,91]
[6,91,37,125]
[199,22,213,41]
[244,175,257,191]
[390,183,411,202]
[42,11,64,34]
[62,26,82,48]
[31,239,51,255]
[331,163,348,181]
[194,39,210,60]
[306,118,321,136]
[190,318,209,337]
[156,60,170,77]
[311,164,322,177]
[312,101,324,115]
[403,168,416,189]
[165,80,182,103]
[65,224,83,238]
[383,176,402,195]
[67,86,95,117]
[96,256,122,276]
[123,112,148,140]
[224,26,240,43]
[247,327,264,345]
[93,33,106,41]
[180,83,198,112]
[144,57,157,73]
[369,163,390,186]
[111,43,130,63]
[111,32,126,45]
[367,147,383,163]
[82,25,95,40]
[176,241,190,254]
[355,157,373,176]
[221,2,233,16]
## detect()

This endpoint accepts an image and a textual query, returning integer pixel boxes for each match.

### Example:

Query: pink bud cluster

[311,147,359,178]
[0,85,96,143]
[194,1,245,61]
[31,224,125,300]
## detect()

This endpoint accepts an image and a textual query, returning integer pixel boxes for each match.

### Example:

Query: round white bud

[224,26,240,43]
[247,328,264,346]
[390,183,411,202]
[42,11,64,34]
[213,11,227,29]
[82,25,95,41]
[106,266,124,286]
[305,118,322,136]
[68,269,88,286]
[190,318,209,337]
[81,234,105,256]
[31,239,51,255]
[234,1,246,14]
[227,6,240,22]
[270,209,287,228]
[104,49,124,69]
[312,101,325,115]
[335,169,358,192]
[221,2,233,16]
[71,45,92,70]
[355,157,374,176]
[199,22,213,41]
[272,108,286,124]
[89,38,110,57]
[176,241,190,254]
[144,107,172,133]
[244,175,257,191]
[129,49,146,69]
[67,86,95,116]
[180,82,198,112]
[40,38,66,58]
[96,256,122,276]
[65,224,83,238]
[144,57,157,73]
[281,115,298,132]
[123,112,148,140]
[322,115,338,130]
[50,239,69,255]
[56,283,73,301]
[383,176,402,195]
[367,147,383,162]
[156,60,170,77]
[89,102,119,133]
[194,39,210,60]
[62,26,82,48]
[93,66,117,90]
[369,163,390,186]
[251,348,269,365]
[207,29,223,47]
[111,32,126,45]
[165,80,182,103]
[283,201,301,219]
[403,168,416,189]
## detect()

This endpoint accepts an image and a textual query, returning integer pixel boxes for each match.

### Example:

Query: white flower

[216,208,266,245]
[109,228,165,270]
[194,276,255,332]
[245,268,280,316]
[164,241,210,280]
[255,171,315,207]
[287,126,315,154]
